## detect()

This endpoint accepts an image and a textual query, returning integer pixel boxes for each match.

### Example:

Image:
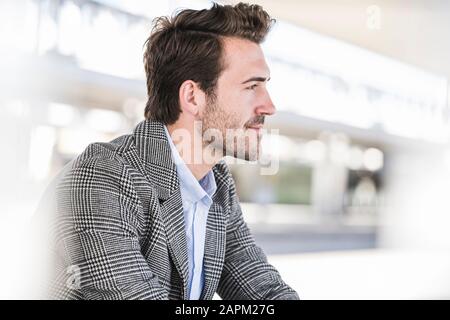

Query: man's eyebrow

[241,76,271,84]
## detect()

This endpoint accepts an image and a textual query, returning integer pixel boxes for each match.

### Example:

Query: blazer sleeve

[50,155,168,300]
[217,176,300,300]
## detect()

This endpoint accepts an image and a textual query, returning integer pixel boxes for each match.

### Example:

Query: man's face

[200,37,276,161]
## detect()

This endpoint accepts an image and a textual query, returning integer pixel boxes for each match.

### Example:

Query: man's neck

[166,123,223,181]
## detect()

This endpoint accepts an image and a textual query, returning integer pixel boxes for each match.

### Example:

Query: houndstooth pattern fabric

[47,119,299,300]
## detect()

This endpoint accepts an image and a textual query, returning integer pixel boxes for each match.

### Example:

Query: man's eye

[247,84,258,90]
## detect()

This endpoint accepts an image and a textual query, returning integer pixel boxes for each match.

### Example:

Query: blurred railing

[1,0,449,226]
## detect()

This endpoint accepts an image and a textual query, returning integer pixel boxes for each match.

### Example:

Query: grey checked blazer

[46,120,299,300]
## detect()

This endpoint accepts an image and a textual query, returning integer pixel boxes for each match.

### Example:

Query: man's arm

[51,155,168,300]
[217,176,300,300]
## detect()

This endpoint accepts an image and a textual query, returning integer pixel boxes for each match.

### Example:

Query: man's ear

[179,80,206,117]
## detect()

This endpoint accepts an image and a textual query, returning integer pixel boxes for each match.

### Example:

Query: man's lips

[247,123,263,128]
[247,125,264,133]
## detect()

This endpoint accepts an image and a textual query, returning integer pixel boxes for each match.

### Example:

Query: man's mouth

[245,115,265,134]
[247,125,263,134]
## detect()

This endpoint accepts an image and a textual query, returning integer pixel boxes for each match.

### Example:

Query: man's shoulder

[73,133,135,167]
[55,133,140,194]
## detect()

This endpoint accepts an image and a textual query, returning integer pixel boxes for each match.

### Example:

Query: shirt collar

[164,125,217,204]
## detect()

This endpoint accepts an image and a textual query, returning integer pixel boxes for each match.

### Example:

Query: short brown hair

[143,2,275,124]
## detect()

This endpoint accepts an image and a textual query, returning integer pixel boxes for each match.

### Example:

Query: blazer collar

[133,119,179,201]
[133,120,190,297]
[132,119,227,300]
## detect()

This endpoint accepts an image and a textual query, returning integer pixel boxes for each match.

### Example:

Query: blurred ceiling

[225,0,450,81]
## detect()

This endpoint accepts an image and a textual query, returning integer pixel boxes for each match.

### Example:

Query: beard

[199,95,264,161]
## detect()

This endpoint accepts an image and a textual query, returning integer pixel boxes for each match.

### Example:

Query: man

[48,2,299,300]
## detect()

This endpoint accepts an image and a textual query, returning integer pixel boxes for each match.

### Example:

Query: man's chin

[229,147,260,162]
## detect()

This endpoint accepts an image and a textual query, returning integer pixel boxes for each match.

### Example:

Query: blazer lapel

[159,189,190,299]
[133,120,190,299]
[200,193,227,299]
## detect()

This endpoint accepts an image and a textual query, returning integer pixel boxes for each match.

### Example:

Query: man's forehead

[221,37,270,80]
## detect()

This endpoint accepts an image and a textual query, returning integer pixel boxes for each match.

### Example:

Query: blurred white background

[1,0,449,299]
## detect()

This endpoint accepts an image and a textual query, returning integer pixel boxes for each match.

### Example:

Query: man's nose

[256,91,276,116]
